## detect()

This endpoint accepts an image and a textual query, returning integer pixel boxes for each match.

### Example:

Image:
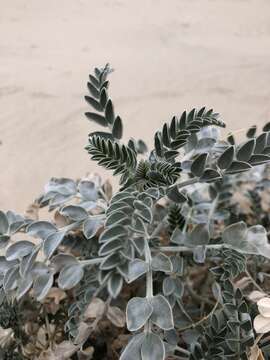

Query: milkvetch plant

[1,64,270,359]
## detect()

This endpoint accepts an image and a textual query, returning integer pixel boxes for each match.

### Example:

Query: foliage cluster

[1,65,270,359]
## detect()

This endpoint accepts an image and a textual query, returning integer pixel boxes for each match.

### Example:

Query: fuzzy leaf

[236,139,255,162]
[120,334,144,360]
[6,241,35,261]
[58,264,84,290]
[151,253,172,273]
[225,161,252,174]
[150,295,174,330]
[83,217,101,239]
[167,186,187,203]
[85,112,107,127]
[189,224,210,246]
[128,259,148,283]
[33,271,54,301]
[112,116,123,139]
[61,205,88,221]
[217,146,234,169]
[191,153,208,177]
[43,230,66,259]
[108,273,123,298]
[27,221,57,240]
[0,211,8,234]
[126,297,153,331]
[141,333,165,360]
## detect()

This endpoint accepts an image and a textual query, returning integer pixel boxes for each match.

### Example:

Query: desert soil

[1,0,270,213]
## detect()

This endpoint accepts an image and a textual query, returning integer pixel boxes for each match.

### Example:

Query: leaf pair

[126,295,174,332]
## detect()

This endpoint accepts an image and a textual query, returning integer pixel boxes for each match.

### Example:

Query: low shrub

[1,64,270,359]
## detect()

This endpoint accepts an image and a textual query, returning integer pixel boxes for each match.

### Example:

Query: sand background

[1,0,270,213]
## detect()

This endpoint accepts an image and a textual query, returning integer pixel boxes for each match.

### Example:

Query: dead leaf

[249,345,265,360]
[77,347,94,360]
[258,297,270,317]
[74,322,91,345]
[102,179,113,200]
[39,340,79,360]
[54,211,69,227]
[254,314,270,334]
[106,306,126,328]
[248,291,268,303]
[0,327,14,347]
[25,202,40,220]
[83,298,106,321]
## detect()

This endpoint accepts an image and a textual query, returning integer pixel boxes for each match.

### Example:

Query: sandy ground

[1,0,270,213]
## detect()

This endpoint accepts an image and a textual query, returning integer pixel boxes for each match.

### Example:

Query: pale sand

[1,0,270,213]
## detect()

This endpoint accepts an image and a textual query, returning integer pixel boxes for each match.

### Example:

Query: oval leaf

[126,297,153,331]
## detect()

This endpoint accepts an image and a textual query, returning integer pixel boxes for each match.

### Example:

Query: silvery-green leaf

[128,259,148,283]
[6,241,35,261]
[43,230,66,259]
[170,255,184,275]
[100,225,127,243]
[225,161,252,174]
[108,273,123,298]
[200,168,221,182]
[3,266,19,292]
[105,211,130,227]
[193,246,207,263]
[31,262,49,277]
[27,221,57,240]
[9,221,25,234]
[17,273,33,300]
[164,329,179,346]
[83,217,102,239]
[98,269,113,285]
[0,257,18,274]
[99,238,123,256]
[150,295,174,330]
[0,288,5,306]
[58,264,84,290]
[33,271,54,301]
[44,177,76,195]
[78,180,98,201]
[222,222,270,258]
[0,211,9,234]
[100,253,121,270]
[167,186,187,204]
[222,222,246,247]
[141,333,165,360]
[134,201,153,224]
[188,224,209,246]
[120,334,144,360]
[170,228,186,245]
[117,262,129,279]
[191,153,208,177]
[131,237,145,256]
[50,253,78,273]
[0,235,10,249]
[217,146,234,170]
[151,254,172,273]
[20,246,40,276]
[132,217,146,235]
[112,116,123,139]
[163,277,175,296]
[126,297,153,331]
[120,242,134,261]
[236,139,255,162]
[61,205,88,221]
[173,278,184,298]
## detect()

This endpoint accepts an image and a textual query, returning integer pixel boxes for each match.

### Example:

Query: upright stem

[144,237,153,298]
[144,236,153,333]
